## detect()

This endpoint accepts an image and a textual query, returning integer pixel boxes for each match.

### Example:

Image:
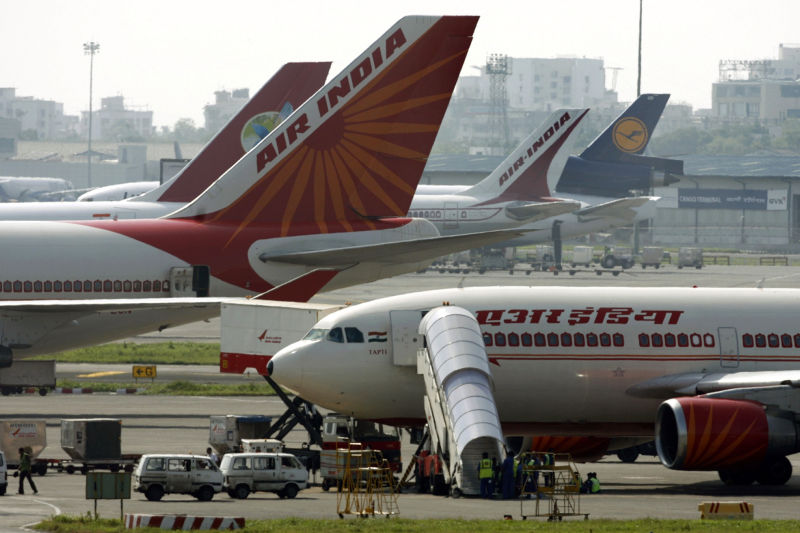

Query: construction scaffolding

[486,53,512,155]
[336,443,399,519]
[518,452,589,521]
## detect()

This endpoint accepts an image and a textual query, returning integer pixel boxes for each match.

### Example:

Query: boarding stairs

[416,306,506,496]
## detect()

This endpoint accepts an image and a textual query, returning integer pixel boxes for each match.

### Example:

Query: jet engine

[655,397,799,484]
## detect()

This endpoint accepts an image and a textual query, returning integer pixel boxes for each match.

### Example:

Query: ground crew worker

[417,450,430,493]
[18,447,37,495]
[478,452,493,498]
[423,451,435,494]
[590,472,601,493]
[501,454,515,499]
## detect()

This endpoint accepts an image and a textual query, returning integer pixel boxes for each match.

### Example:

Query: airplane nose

[268,343,305,392]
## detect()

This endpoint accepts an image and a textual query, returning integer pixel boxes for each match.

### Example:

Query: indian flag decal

[369,331,388,343]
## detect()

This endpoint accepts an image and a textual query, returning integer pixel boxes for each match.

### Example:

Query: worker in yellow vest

[478,452,493,498]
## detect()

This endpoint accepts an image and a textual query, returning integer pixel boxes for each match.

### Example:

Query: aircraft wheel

[757,456,792,485]
[616,449,639,463]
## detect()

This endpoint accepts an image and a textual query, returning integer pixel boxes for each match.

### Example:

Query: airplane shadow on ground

[602,479,800,497]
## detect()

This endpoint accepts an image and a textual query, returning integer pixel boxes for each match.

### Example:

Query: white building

[82,95,153,141]
[204,88,249,133]
[0,88,74,140]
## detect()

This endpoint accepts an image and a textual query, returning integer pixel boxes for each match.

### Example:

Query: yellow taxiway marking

[76,371,126,378]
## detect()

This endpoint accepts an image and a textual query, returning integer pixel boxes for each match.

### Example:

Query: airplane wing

[626,370,800,399]
[575,196,657,222]
[259,228,533,267]
[504,200,581,222]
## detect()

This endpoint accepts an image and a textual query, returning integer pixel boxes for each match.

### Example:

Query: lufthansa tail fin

[465,108,588,204]
[579,93,669,162]
[168,16,478,242]
[135,62,330,204]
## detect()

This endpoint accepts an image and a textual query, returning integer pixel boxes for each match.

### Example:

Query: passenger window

[664,333,676,347]
[84,280,92,292]
[64,281,72,292]
[345,327,364,343]
[755,334,766,348]
[168,458,189,471]
[652,333,663,347]
[703,333,715,347]
[678,333,689,347]
[94,280,102,292]
[104,280,112,292]
[742,334,753,348]
[154,280,162,292]
[3,281,10,292]
[281,456,293,468]
[613,333,624,347]
[133,280,141,292]
[495,333,506,346]
[44,281,52,292]
[547,333,558,347]
[560,333,572,347]
[146,458,166,471]
[23,281,32,292]
[13,281,21,292]
[54,281,62,292]
[781,334,792,348]
[534,333,546,347]
[795,334,800,348]
[508,333,519,347]
[143,280,152,292]
[600,333,611,347]
[232,457,250,470]
[482,332,492,347]
[768,334,779,348]
[521,333,532,347]
[586,333,598,347]
[638,333,650,347]
[327,327,344,343]
[74,280,82,292]
[573,333,585,347]
[33,281,42,292]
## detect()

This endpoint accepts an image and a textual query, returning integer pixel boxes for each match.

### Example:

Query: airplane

[76,181,160,201]
[409,94,679,250]
[0,15,519,363]
[0,177,74,202]
[0,62,330,220]
[269,285,800,486]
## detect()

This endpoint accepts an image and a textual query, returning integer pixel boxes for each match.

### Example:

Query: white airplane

[0,62,330,220]
[270,285,800,486]
[0,16,529,362]
[76,181,160,201]
[407,109,586,235]
[0,177,74,202]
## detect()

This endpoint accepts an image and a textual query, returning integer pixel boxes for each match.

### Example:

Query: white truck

[134,454,223,501]
[220,452,307,499]
[0,360,56,396]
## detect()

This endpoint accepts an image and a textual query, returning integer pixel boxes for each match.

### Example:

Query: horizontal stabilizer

[504,200,580,222]
[260,228,535,267]
[254,269,339,303]
[576,196,655,222]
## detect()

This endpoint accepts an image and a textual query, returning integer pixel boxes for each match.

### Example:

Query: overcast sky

[2,0,798,129]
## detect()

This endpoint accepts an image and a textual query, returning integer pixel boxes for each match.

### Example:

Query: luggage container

[241,439,283,453]
[678,247,703,269]
[0,360,56,396]
[640,246,664,269]
[0,420,47,472]
[570,246,594,268]
[209,415,273,455]
[59,418,136,473]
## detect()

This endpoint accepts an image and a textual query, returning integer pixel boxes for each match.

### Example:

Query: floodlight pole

[637,0,642,96]
[84,41,100,188]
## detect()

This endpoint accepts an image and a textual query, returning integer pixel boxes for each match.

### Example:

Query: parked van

[0,451,7,495]
[133,454,222,502]
[220,452,307,499]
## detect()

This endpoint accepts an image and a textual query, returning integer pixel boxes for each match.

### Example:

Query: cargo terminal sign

[655,188,787,210]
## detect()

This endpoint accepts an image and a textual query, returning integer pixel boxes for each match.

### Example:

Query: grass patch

[32,516,800,533]
[56,379,276,396]
[30,342,220,365]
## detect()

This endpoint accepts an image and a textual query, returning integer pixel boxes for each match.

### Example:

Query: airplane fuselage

[270,286,800,436]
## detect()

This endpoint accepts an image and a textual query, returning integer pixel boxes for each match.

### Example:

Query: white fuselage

[270,286,800,435]
[0,200,182,221]
[409,190,656,246]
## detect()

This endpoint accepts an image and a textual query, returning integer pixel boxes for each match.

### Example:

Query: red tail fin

[170,16,478,241]
[144,62,330,203]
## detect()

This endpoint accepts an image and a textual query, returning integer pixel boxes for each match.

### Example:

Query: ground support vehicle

[640,246,664,269]
[320,415,401,491]
[0,360,56,396]
[134,454,222,501]
[208,415,273,455]
[600,246,634,269]
[569,246,595,268]
[60,418,138,473]
[221,452,307,499]
[678,247,703,269]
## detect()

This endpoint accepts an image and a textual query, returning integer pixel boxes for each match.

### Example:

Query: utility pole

[637,0,642,96]
[83,41,100,188]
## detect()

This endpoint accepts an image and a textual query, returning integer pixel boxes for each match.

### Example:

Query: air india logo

[612,117,648,153]
[240,103,294,152]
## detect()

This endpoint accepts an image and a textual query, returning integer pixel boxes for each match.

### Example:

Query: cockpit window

[345,327,364,343]
[327,327,344,343]
[303,329,326,341]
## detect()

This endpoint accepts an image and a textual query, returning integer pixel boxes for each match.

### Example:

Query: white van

[133,454,223,501]
[220,452,307,499]
[0,451,7,495]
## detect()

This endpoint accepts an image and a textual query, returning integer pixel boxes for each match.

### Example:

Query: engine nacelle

[655,397,798,470]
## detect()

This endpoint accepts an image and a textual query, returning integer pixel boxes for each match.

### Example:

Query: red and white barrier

[124,514,245,530]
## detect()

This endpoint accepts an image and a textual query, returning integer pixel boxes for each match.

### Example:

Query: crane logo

[612,117,648,153]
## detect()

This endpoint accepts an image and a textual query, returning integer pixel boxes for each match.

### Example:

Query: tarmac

[4,264,800,529]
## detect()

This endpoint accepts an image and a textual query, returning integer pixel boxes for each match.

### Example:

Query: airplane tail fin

[167,16,478,242]
[135,62,330,204]
[465,108,588,203]
[579,93,669,162]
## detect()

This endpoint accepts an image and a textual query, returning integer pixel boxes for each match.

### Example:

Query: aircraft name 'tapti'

[498,111,572,188]
[256,28,408,173]
[476,307,685,326]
